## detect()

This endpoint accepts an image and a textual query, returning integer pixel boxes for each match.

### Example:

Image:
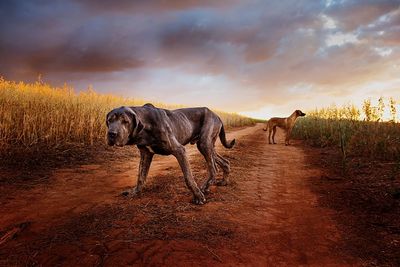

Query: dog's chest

[147,144,171,155]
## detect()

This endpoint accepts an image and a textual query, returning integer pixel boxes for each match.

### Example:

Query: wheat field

[292,100,400,162]
[0,78,257,155]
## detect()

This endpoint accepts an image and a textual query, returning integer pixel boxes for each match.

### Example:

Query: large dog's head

[295,110,306,117]
[106,106,143,146]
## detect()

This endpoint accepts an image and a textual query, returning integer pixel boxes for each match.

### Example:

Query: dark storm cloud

[0,1,148,78]
[74,0,240,13]
[0,0,399,114]
[25,43,144,73]
[155,0,324,77]
[0,0,324,78]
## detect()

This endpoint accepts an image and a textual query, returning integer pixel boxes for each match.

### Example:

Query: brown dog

[263,110,306,145]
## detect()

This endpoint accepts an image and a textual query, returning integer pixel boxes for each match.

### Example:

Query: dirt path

[0,124,359,266]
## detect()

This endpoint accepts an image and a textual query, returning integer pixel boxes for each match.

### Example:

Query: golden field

[292,100,400,162]
[0,78,257,155]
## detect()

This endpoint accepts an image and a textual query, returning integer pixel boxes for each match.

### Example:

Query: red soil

[0,124,359,266]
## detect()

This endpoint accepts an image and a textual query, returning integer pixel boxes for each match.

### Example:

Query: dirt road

[0,124,359,266]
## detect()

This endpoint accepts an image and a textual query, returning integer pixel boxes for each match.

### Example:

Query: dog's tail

[219,124,235,149]
[263,120,269,131]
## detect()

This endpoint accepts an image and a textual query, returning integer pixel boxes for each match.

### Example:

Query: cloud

[360,7,400,46]
[320,14,338,29]
[325,32,359,47]
[373,47,393,57]
[26,44,144,73]
[74,0,240,14]
[0,0,399,116]
[326,0,399,31]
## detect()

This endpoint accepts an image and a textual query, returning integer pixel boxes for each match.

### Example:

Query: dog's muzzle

[107,131,117,145]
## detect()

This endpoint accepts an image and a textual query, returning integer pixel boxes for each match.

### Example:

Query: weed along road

[0,124,359,266]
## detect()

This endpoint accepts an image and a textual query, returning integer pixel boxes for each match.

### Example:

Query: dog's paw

[215,180,228,186]
[200,180,215,194]
[132,187,141,194]
[121,191,130,197]
[121,187,141,197]
[192,192,206,205]
[193,198,206,205]
[200,187,210,195]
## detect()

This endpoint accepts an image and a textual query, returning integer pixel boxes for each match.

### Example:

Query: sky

[0,0,399,119]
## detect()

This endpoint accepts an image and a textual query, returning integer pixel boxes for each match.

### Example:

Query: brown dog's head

[295,110,306,117]
[106,106,143,146]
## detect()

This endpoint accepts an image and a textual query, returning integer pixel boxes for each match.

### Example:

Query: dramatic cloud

[326,0,399,31]
[0,0,399,118]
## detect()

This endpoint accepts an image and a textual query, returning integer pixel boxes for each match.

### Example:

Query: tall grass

[292,101,400,162]
[0,78,256,156]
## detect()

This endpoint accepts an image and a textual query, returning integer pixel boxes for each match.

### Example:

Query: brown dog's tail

[219,124,235,149]
[263,120,269,131]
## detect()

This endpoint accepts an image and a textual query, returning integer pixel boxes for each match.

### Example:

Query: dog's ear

[134,119,144,135]
[126,108,144,137]
[106,111,112,127]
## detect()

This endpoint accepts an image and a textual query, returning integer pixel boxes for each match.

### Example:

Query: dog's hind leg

[215,152,230,186]
[268,127,273,144]
[272,126,277,144]
[197,141,217,193]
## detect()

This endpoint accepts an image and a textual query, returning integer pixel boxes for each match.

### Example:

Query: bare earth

[0,124,360,266]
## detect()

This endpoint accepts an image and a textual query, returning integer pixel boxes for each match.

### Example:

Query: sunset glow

[1,0,399,118]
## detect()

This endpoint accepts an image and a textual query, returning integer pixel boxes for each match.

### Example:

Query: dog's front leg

[285,128,292,146]
[173,145,206,205]
[123,148,153,196]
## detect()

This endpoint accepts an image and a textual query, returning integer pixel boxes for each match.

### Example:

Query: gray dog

[106,103,235,205]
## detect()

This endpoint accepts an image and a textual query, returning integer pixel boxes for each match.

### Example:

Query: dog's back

[268,117,288,129]
[263,117,287,131]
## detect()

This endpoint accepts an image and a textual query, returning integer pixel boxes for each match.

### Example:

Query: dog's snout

[108,131,117,139]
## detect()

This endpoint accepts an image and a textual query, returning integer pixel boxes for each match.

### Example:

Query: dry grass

[292,101,400,162]
[0,78,256,159]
